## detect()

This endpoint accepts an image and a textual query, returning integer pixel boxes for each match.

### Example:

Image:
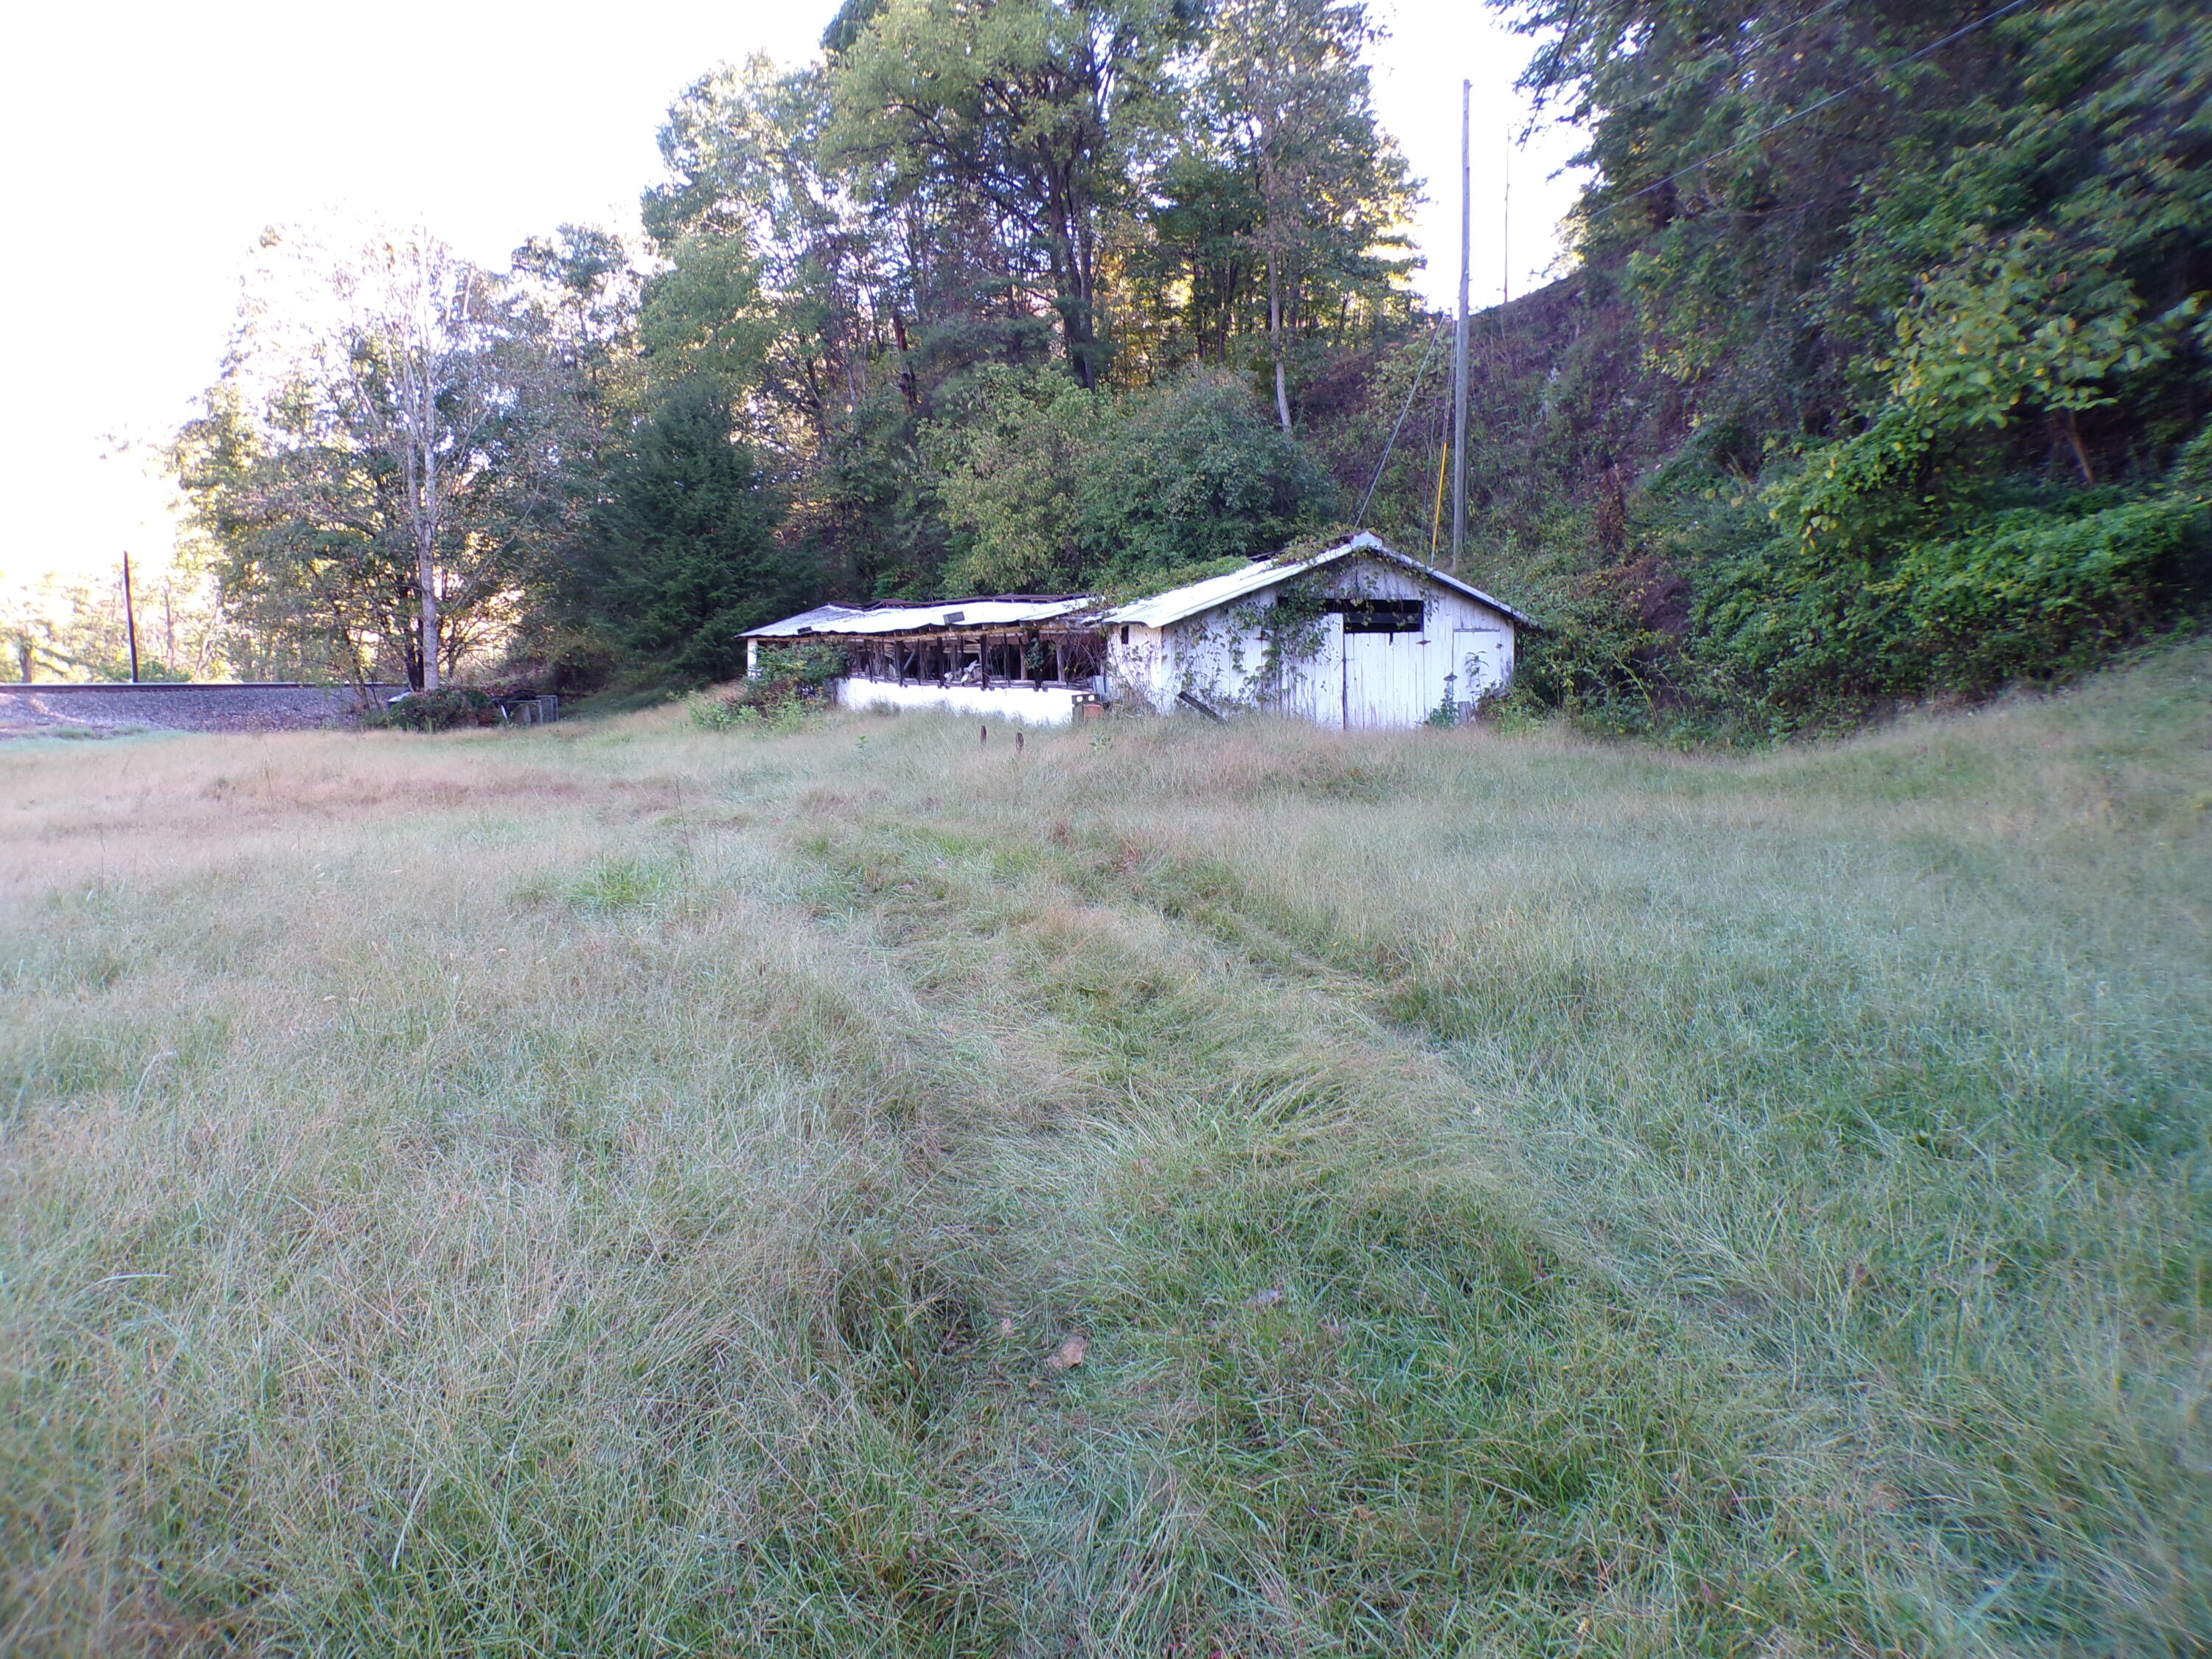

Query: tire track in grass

[988,732,2212,1656]
[782,804,1933,1658]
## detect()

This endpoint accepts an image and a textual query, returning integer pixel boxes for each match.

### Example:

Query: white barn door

[1342,630,1433,728]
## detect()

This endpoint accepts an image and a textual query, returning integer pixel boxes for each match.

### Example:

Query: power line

[1357,316,1450,530]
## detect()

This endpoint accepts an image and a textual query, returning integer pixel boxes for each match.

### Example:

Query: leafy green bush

[690,644,847,731]
[364,687,498,732]
[936,366,1332,593]
[1079,369,1335,577]
[1700,490,2211,703]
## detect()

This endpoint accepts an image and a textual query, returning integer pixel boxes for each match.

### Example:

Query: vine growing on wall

[1255,579,1332,686]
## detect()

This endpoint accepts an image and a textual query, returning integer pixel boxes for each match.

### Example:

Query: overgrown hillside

[4,649,2207,1652]
[1338,0,2212,734]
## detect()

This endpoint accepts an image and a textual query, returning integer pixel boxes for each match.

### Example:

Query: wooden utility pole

[1451,80,1470,571]
[121,552,140,684]
[1503,123,1512,309]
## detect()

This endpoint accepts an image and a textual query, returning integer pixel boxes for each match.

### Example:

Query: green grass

[1,646,2207,1655]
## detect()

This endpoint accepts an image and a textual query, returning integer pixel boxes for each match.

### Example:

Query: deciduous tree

[827,0,1194,389]
[176,226,591,688]
[1200,0,1415,428]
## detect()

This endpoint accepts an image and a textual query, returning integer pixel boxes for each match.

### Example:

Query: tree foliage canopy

[167,0,2209,720]
[1377,0,2212,729]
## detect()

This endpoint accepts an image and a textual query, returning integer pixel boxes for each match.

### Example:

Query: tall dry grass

[2,647,2207,1655]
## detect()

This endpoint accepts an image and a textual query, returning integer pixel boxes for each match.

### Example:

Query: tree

[1200,0,1415,428]
[495,226,650,684]
[333,231,505,690]
[175,226,584,688]
[827,0,1194,389]
[936,364,1332,590]
[639,231,776,399]
[585,381,813,682]
[1082,366,1335,568]
[1460,0,2212,720]
[173,375,432,687]
[1140,151,1264,366]
[936,367,1111,591]
[1505,0,2211,456]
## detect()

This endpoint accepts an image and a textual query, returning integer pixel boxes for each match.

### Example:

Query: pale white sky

[0,0,1582,597]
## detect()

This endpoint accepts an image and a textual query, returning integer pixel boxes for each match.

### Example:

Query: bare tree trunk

[1269,262,1291,432]
[417,430,441,691]
[2060,409,2096,486]
[417,553,440,691]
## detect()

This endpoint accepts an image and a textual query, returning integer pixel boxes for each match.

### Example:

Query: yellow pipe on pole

[1430,442,1450,560]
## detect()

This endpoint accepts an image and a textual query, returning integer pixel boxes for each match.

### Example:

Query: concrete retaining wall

[0,683,406,735]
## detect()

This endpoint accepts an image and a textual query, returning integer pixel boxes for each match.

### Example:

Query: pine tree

[589,382,813,682]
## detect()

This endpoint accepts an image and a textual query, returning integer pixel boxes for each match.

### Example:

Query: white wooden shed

[1102,533,1532,728]
[739,532,1531,730]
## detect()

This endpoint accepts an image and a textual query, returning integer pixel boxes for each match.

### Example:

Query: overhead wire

[1355,315,1450,529]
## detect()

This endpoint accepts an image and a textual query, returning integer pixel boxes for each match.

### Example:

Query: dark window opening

[1120,625,1130,645]
[1329,599,1425,633]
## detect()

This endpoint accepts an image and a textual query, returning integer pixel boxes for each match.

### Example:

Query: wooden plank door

[1343,630,1433,728]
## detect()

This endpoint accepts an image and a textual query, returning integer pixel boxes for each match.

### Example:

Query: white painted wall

[1105,557,1517,728]
[837,678,1085,726]
[1105,622,1172,713]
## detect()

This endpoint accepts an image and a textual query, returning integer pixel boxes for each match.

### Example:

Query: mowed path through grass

[3,650,2208,1657]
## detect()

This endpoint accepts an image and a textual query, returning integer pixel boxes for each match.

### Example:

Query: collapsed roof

[741,596,1099,640]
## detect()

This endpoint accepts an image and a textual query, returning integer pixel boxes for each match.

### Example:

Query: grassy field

[2,649,2208,1658]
